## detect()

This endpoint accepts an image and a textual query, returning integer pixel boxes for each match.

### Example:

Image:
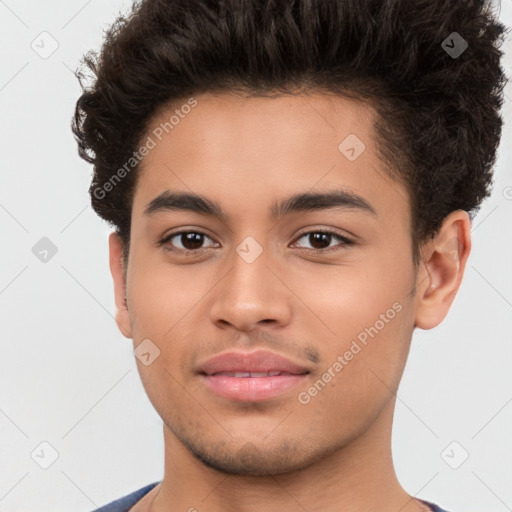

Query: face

[109,92,461,476]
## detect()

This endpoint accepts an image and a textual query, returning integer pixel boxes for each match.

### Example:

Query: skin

[107,92,471,512]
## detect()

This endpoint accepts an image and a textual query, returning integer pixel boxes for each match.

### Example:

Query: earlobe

[414,210,471,330]
[108,232,133,339]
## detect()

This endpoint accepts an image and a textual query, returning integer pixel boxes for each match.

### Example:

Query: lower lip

[200,374,308,402]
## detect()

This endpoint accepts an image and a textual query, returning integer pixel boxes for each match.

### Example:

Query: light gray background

[1,1,511,511]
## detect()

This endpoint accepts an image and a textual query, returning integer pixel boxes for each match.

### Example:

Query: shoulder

[89,482,160,512]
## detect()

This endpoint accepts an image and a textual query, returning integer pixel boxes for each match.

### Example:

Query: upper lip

[197,349,311,376]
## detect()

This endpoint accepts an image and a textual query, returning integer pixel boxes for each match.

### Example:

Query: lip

[197,350,311,402]
[198,349,310,375]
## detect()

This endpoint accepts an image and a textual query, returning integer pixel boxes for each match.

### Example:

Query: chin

[180,435,320,476]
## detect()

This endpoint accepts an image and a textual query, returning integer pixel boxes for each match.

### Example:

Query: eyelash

[158,229,355,255]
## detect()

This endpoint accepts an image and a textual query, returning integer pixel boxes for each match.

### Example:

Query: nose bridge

[232,236,271,291]
[225,236,274,305]
[209,234,291,330]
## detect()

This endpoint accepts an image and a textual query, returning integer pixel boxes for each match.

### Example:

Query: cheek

[127,248,203,337]
[290,251,415,389]
[126,252,213,382]
[288,255,410,334]
[295,299,414,438]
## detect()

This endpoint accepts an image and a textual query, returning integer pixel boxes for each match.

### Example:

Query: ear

[414,210,472,330]
[108,232,133,339]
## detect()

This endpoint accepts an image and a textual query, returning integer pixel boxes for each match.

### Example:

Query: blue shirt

[90,482,453,512]
[91,482,159,511]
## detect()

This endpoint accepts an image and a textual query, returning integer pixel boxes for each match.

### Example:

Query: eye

[158,230,217,253]
[291,230,355,253]
[158,228,355,255]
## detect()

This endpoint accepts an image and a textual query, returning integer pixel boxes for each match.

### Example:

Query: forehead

[131,92,410,226]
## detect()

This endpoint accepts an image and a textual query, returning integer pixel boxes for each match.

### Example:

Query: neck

[147,398,427,512]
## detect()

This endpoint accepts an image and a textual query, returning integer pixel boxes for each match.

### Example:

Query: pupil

[182,233,204,250]
[310,232,330,249]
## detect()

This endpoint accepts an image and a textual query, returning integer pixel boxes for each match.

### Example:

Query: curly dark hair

[72,0,508,268]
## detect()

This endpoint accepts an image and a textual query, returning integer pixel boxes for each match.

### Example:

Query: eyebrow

[144,189,377,221]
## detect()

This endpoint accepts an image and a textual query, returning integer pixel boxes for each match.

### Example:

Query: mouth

[196,350,311,402]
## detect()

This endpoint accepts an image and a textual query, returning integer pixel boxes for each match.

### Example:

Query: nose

[209,245,292,332]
